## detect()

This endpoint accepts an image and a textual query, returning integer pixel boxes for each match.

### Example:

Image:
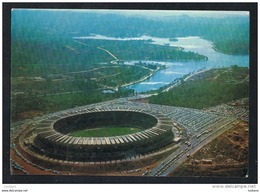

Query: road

[68,65,121,74]
[74,40,119,63]
[146,117,237,176]
[183,68,211,81]
[162,68,210,93]
[97,47,119,61]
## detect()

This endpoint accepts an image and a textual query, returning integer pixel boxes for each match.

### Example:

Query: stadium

[23,106,176,163]
[12,98,236,175]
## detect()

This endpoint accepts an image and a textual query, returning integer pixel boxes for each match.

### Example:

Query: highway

[146,117,237,176]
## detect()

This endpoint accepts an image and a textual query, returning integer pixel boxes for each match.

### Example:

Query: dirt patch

[169,121,248,177]
[130,98,149,103]
[18,110,44,120]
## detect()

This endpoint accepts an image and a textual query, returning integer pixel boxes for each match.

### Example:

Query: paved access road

[147,118,237,176]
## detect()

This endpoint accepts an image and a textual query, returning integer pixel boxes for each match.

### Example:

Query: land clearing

[170,121,248,177]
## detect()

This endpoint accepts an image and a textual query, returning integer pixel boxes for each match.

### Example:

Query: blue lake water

[126,36,249,92]
[75,35,249,92]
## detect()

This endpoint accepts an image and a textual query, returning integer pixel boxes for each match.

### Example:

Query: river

[74,34,249,93]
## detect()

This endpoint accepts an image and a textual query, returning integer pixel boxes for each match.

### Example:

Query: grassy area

[11,65,150,94]
[149,66,249,109]
[11,89,134,121]
[69,126,142,137]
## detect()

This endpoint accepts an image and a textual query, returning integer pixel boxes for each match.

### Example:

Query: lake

[74,34,249,92]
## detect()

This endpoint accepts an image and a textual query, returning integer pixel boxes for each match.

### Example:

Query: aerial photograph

[10,9,250,178]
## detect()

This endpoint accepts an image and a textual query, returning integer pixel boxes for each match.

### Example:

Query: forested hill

[149,66,249,109]
[12,10,249,55]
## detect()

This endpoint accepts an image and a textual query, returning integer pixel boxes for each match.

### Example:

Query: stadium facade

[32,108,175,161]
